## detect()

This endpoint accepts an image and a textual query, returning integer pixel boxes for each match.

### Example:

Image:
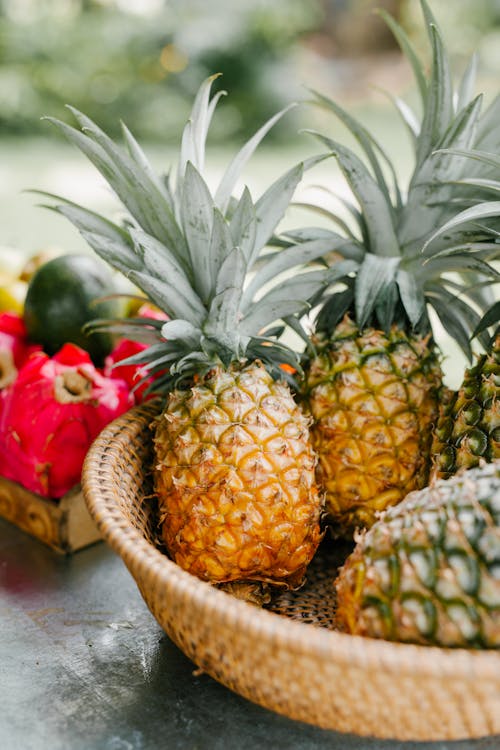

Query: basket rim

[82,402,500,681]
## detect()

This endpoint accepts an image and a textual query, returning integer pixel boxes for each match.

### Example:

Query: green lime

[23,254,121,365]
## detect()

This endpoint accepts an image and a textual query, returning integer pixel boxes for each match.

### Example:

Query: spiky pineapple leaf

[127,271,202,324]
[214,103,296,214]
[309,88,399,207]
[410,93,482,199]
[249,269,328,313]
[440,277,497,349]
[208,207,236,298]
[84,318,163,345]
[377,88,420,146]
[129,227,205,320]
[229,186,257,261]
[65,106,187,245]
[415,23,453,169]
[376,8,427,103]
[334,193,369,242]
[475,92,500,148]
[76,229,141,277]
[180,162,214,302]
[456,53,478,113]
[399,95,483,252]
[242,237,342,309]
[307,132,400,258]
[396,268,426,328]
[176,74,224,183]
[106,342,175,368]
[281,225,358,247]
[424,201,500,249]
[161,319,202,347]
[205,247,246,334]
[424,252,500,278]
[305,185,368,240]
[438,147,500,172]
[121,122,172,205]
[37,202,141,276]
[315,286,355,334]
[292,201,358,240]
[250,162,304,265]
[190,73,223,173]
[426,283,483,358]
[355,255,401,328]
[30,189,132,241]
[240,299,308,336]
[375,279,400,332]
[438,94,482,154]
[46,114,187,258]
[473,300,500,337]
[448,177,500,196]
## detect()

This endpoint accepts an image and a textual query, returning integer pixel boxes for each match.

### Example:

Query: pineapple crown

[300,0,500,359]
[38,75,336,390]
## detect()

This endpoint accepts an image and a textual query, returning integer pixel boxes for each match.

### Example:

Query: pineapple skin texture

[302,317,443,536]
[153,362,322,587]
[335,461,500,648]
[431,335,500,480]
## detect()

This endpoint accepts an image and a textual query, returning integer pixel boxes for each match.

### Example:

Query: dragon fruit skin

[0,343,133,498]
[0,312,41,389]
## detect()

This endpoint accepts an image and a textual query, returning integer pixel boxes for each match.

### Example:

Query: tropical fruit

[0,312,41,389]
[0,343,132,498]
[304,317,442,533]
[431,333,500,479]
[44,76,331,594]
[335,461,500,648]
[0,273,27,314]
[300,0,500,536]
[23,254,121,365]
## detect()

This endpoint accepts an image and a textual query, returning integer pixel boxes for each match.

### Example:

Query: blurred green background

[2,0,500,248]
[2,0,500,142]
[1,0,499,380]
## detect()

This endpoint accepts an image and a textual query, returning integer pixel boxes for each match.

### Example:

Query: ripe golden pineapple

[335,461,500,648]
[304,317,442,532]
[44,76,332,592]
[298,0,500,536]
[155,363,319,586]
[431,332,500,480]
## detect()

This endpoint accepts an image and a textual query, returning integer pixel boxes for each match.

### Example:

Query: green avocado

[23,254,121,366]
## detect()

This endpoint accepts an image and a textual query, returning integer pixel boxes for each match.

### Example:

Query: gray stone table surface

[0,516,499,750]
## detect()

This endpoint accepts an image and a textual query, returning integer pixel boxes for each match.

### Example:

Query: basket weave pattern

[82,403,500,741]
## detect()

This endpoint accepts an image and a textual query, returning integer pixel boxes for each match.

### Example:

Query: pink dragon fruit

[0,342,133,498]
[104,304,168,403]
[0,312,41,389]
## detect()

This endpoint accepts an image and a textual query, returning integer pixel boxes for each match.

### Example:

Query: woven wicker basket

[82,402,500,742]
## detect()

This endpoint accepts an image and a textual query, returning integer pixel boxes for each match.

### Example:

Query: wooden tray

[0,475,102,554]
[82,401,500,742]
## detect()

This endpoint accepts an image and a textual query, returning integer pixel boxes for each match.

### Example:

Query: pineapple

[304,317,442,533]
[298,0,500,536]
[431,331,500,480]
[335,460,500,648]
[42,76,332,593]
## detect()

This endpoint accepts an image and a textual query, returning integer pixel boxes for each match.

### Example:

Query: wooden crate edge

[0,476,102,553]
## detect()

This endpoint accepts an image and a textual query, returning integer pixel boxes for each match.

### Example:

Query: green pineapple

[431,330,500,480]
[335,460,500,648]
[42,76,333,593]
[298,0,500,536]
